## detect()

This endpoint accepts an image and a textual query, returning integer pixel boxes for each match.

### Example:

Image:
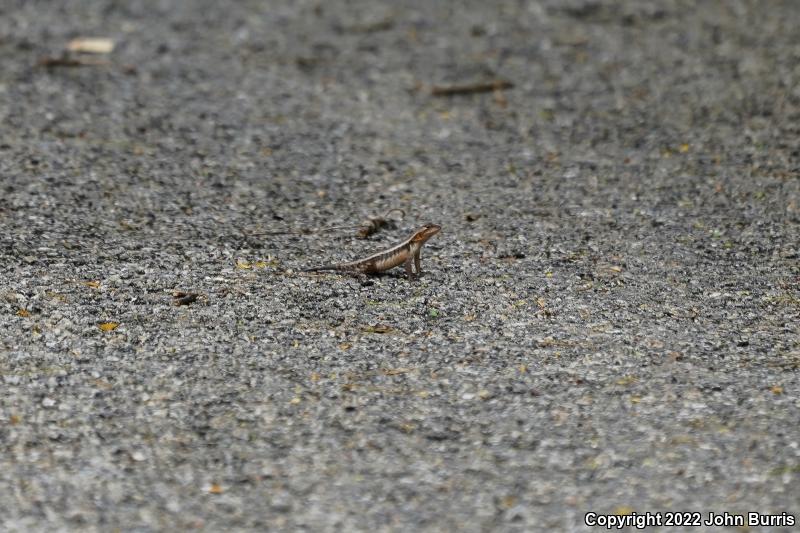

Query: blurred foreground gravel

[1,1,799,531]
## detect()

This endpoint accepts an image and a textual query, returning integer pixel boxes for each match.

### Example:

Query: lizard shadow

[360,271,430,285]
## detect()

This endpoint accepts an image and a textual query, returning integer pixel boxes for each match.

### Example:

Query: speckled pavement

[1,1,799,531]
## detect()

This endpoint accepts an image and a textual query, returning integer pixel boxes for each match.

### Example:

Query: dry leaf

[289,397,302,404]
[16,309,30,317]
[92,379,113,390]
[172,292,199,306]
[46,291,67,303]
[67,37,115,54]
[362,324,393,334]
[382,367,411,376]
[614,506,634,515]
[82,281,101,289]
[98,322,119,332]
[208,483,223,494]
[499,495,516,509]
[235,260,252,269]
[668,351,684,362]
[616,375,636,386]
[770,385,783,395]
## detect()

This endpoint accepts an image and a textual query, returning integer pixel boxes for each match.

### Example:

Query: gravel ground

[1,1,799,531]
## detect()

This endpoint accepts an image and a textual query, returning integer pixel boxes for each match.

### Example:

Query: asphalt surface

[1,1,799,531]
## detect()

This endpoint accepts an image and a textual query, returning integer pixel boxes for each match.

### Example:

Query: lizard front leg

[404,255,415,280]
[414,248,422,276]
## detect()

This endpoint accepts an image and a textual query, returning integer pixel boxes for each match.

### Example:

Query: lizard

[303,223,441,280]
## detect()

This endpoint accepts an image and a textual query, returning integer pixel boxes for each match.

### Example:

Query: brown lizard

[304,223,441,280]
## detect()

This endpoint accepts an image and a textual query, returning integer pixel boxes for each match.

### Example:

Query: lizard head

[412,223,441,243]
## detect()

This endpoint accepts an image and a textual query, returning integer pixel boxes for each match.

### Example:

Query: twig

[37,54,110,68]
[431,79,514,97]
[335,18,394,34]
